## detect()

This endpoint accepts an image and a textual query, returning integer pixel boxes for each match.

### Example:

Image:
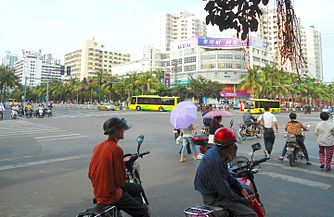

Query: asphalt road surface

[0,108,333,217]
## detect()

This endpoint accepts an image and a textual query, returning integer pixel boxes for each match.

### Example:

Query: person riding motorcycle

[278,113,312,165]
[194,128,257,217]
[243,109,257,131]
[209,116,224,135]
[88,117,150,217]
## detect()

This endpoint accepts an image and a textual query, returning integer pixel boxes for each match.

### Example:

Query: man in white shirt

[0,103,5,120]
[257,104,279,155]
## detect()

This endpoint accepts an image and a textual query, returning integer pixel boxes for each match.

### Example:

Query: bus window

[131,97,136,104]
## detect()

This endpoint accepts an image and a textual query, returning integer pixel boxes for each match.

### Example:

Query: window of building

[184,56,196,63]
[184,64,196,71]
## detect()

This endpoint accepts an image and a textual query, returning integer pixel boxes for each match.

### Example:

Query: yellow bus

[242,98,281,114]
[129,95,180,112]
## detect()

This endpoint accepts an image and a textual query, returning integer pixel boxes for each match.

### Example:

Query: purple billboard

[197,36,249,47]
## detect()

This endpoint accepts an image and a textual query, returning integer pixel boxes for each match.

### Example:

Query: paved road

[0,109,333,217]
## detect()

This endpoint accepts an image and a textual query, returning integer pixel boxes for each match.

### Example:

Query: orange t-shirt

[88,138,126,204]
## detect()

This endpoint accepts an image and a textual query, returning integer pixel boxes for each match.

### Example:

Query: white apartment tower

[257,7,278,58]
[156,11,207,51]
[14,50,61,86]
[64,38,130,81]
[2,50,18,68]
[301,26,323,80]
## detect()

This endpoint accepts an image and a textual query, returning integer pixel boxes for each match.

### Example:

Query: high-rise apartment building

[156,11,207,52]
[301,26,323,80]
[14,50,61,86]
[257,7,323,80]
[2,50,18,68]
[64,38,131,81]
[256,7,278,59]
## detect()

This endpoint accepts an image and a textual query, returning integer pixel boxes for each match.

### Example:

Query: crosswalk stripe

[264,162,334,179]
[37,135,89,141]
[260,171,331,190]
[0,129,67,137]
[35,134,81,139]
[0,155,88,171]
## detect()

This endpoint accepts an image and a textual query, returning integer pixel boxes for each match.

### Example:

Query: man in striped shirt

[194,128,257,217]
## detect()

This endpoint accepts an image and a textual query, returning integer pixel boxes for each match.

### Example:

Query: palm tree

[0,65,18,102]
[238,66,261,98]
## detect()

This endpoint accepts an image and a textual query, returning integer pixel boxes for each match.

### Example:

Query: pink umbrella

[202,109,232,118]
[170,101,197,129]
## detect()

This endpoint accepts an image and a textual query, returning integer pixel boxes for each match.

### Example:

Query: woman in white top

[315,112,334,172]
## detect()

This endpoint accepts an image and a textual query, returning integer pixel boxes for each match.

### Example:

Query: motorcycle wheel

[288,152,296,167]
[256,126,263,138]
[238,129,247,141]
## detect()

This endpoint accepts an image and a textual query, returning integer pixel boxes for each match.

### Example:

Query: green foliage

[204,0,269,40]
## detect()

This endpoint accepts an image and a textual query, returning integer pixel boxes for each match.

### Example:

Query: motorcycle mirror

[136,135,144,153]
[251,142,262,152]
[229,119,234,128]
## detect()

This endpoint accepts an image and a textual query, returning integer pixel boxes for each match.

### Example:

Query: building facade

[301,26,323,80]
[2,50,18,68]
[156,11,207,52]
[64,38,131,81]
[258,7,323,80]
[113,36,274,85]
[14,50,61,86]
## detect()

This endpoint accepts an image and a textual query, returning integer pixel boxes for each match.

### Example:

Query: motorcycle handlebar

[251,157,268,167]
[137,151,150,157]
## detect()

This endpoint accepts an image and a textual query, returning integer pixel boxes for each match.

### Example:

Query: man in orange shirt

[88,117,149,217]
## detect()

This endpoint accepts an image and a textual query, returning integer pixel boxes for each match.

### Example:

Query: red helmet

[214,128,236,147]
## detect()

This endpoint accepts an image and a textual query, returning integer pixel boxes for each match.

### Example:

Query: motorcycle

[25,109,33,118]
[77,135,150,217]
[284,125,310,167]
[45,108,52,117]
[238,123,263,141]
[184,142,269,217]
[193,120,234,158]
[37,108,44,118]
[10,109,18,119]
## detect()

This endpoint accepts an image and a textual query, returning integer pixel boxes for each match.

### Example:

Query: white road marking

[0,129,67,137]
[0,155,88,171]
[264,162,334,178]
[35,134,81,139]
[37,135,89,141]
[260,172,331,190]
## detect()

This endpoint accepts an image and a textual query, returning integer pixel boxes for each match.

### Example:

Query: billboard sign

[197,36,249,47]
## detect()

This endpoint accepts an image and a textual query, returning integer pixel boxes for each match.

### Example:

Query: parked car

[97,102,116,111]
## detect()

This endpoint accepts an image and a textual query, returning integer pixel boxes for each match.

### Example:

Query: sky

[0,0,333,81]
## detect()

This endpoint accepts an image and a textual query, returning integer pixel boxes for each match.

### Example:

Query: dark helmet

[214,128,236,147]
[103,117,131,135]
[289,112,297,120]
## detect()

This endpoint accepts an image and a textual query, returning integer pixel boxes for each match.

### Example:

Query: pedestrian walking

[180,123,198,162]
[0,102,5,120]
[257,104,278,156]
[315,112,334,172]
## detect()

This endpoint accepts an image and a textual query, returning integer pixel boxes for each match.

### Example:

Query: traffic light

[66,66,71,76]
[60,65,65,75]
[297,80,301,88]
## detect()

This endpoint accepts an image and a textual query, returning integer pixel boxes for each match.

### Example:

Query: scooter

[237,123,263,141]
[76,135,150,217]
[184,142,269,217]
[37,108,44,118]
[193,120,234,157]
[10,109,18,119]
[284,125,310,167]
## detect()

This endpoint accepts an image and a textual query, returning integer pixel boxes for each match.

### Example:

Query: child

[315,112,334,172]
